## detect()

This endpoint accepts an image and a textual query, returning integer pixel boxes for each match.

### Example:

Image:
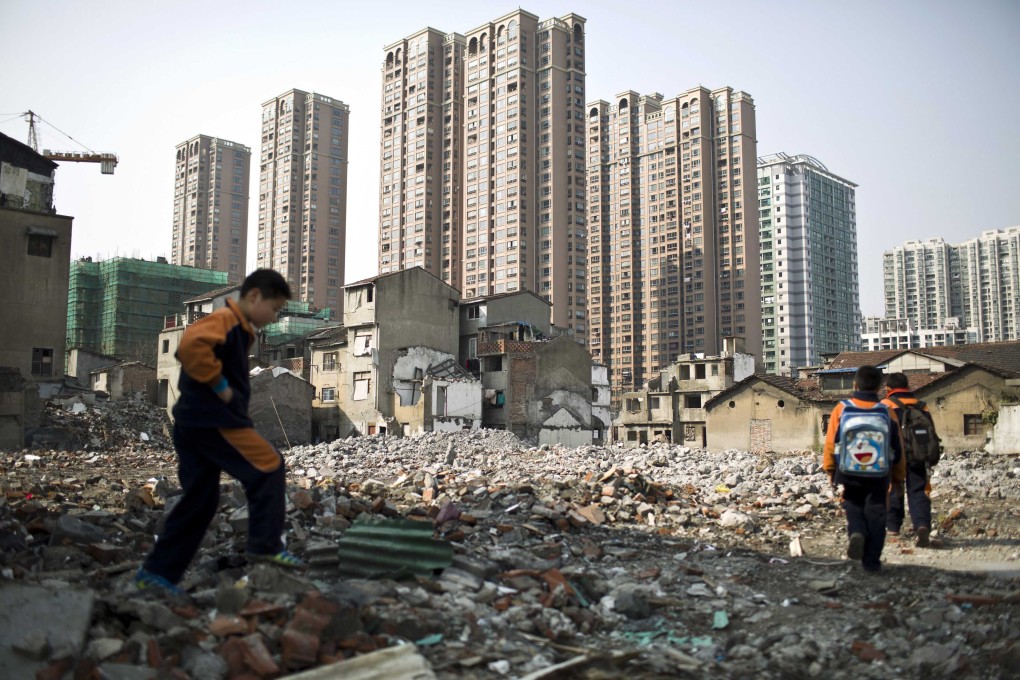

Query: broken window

[27,229,55,258]
[649,397,660,409]
[353,331,373,356]
[323,352,337,371]
[31,347,53,376]
[684,394,702,408]
[353,372,371,400]
[484,356,502,372]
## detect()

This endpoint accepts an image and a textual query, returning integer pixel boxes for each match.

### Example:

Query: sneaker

[134,568,185,596]
[915,527,931,548]
[847,533,865,561]
[247,549,307,570]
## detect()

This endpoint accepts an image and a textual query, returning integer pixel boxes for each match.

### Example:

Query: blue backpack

[836,400,892,478]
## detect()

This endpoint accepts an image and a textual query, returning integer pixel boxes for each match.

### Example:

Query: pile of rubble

[32,398,173,451]
[1,428,1018,679]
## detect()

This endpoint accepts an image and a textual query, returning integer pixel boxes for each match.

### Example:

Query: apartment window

[31,347,53,376]
[467,306,481,320]
[321,387,336,402]
[353,372,371,401]
[322,352,337,371]
[963,414,982,436]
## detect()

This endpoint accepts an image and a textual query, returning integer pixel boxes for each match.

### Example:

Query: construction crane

[23,110,118,175]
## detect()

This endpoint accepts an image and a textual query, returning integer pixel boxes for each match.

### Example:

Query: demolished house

[249,366,314,448]
[88,361,156,401]
[340,268,462,437]
[391,347,481,434]
[616,336,756,447]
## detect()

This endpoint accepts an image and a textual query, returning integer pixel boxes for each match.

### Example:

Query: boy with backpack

[823,366,905,573]
[882,372,942,548]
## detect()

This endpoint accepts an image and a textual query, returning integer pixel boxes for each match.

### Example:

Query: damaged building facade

[615,337,756,447]
[0,133,74,448]
[339,268,476,437]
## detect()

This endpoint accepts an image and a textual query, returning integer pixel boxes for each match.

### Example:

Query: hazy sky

[2,0,1018,316]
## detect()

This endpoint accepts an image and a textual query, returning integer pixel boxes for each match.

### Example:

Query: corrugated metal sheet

[336,517,453,579]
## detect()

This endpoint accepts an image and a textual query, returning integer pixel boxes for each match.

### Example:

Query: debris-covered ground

[1,403,1018,679]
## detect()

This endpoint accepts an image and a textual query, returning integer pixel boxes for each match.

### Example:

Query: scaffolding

[261,303,334,347]
[67,258,227,363]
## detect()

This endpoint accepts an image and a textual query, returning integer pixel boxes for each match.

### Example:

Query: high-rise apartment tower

[587,88,760,395]
[883,227,1020,342]
[757,153,861,374]
[379,10,589,340]
[171,135,250,284]
[258,89,350,312]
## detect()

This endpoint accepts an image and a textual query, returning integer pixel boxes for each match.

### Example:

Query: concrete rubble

[1,402,1018,679]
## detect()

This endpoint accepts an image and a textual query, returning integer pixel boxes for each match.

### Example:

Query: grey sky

[2,0,1018,316]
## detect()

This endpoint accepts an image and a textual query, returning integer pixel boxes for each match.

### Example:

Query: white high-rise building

[756,153,860,375]
[882,227,1020,342]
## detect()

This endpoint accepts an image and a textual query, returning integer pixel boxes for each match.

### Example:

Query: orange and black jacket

[172,298,255,429]
[822,390,906,486]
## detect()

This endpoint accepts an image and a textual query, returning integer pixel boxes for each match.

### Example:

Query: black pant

[143,424,285,584]
[888,463,931,532]
[843,480,888,570]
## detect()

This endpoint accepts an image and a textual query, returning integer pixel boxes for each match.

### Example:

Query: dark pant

[843,481,888,570]
[887,463,931,532]
[143,424,285,584]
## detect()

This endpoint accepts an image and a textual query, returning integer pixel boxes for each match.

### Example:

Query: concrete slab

[0,583,95,678]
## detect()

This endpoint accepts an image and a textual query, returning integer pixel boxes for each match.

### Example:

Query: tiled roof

[914,340,1020,377]
[305,325,346,342]
[705,373,838,409]
[184,284,240,303]
[825,349,909,370]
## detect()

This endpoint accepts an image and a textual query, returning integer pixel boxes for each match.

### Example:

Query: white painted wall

[988,404,1020,455]
[434,380,481,427]
[734,352,756,382]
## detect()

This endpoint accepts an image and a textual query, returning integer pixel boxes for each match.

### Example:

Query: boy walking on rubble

[882,372,940,548]
[823,366,905,573]
[135,269,305,594]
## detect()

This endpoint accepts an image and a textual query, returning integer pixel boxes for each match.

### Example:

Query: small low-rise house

[340,268,462,437]
[249,366,314,448]
[706,340,1020,454]
[616,337,756,447]
[66,348,120,385]
[1,133,73,438]
[704,375,835,453]
[156,285,240,415]
[459,291,553,374]
[90,361,156,401]
[477,332,598,446]
[307,325,345,442]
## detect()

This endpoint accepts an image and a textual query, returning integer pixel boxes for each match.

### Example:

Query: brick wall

[508,355,536,430]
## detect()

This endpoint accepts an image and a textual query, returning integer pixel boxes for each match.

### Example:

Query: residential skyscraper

[883,227,1020,342]
[171,135,250,284]
[882,237,954,330]
[258,90,349,312]
[587,88,760,396]
[379,10,589,340]
[756,153,861,375]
